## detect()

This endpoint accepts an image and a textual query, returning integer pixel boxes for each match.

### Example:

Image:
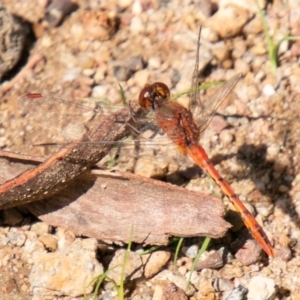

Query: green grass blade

[255,0,279,70]
[185,237,211,292]
[173,237,184,271]
[140,237,181,255]
[118,226,134,299]
[141,245,162,255]
[118,83,127,105]
[173,82,222,100]
[83,264,120,300]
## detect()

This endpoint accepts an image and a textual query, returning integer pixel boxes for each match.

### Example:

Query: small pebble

[224,284,248,300]
[92,85,109,98]
[247,276,277,300]
[30,222,51,236]
[212,277,234,292]
[7,228,26,247]
[262,84,276,96]
[183,245,199,259]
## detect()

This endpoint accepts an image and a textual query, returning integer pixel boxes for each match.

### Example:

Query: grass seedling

[173,237,184,271]
[84,227,134,300]
[139,237,182,255]
[185,237,211,292]
[118,83,127,105]
[84,265,119,300]
[117,234,133,300]
[255,0,300,71]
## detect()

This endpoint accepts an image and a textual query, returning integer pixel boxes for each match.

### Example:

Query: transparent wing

[18,93,186,171]
[18,93,127,142]
[188,27,202,113]
[97,133,194,180]
[195,73,243,133]
[187,28,242,135]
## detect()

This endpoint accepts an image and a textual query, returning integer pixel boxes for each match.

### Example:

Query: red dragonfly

[137,35,274,258]
[17,31,274,258]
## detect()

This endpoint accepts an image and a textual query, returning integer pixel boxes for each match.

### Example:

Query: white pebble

[63,68,80,82]
[183,245,199,259]
[248,276,276,300]
[132,0,142,14]
[130,16,144,32]
[92,85,109,98]
[262,84,276,96]
[148,56,161,70]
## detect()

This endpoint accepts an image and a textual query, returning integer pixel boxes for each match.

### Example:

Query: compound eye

[138,82,170,111]
[138,84,153,110]
[153,82,170,101]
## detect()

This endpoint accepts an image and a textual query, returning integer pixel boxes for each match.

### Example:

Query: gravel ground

[1,0,300,299]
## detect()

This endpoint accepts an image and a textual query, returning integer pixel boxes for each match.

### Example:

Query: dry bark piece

[28,171,231,244]
[0,156,231,245]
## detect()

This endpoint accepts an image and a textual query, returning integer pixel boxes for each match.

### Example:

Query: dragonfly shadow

[1,16,36,83]
[234,144,297,231]
[205,143,297,254]
[27,172,98,218]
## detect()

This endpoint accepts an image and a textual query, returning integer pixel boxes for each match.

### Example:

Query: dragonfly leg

[128,100,147,123]
[148,127,160,139]
[125,122,142,136]
[125,121,160,138]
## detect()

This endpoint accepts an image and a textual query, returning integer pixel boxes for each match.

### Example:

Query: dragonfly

[15,30,274,258]
[136,32,274,258]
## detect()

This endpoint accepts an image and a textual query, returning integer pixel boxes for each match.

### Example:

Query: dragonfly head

[139,82,170,111]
